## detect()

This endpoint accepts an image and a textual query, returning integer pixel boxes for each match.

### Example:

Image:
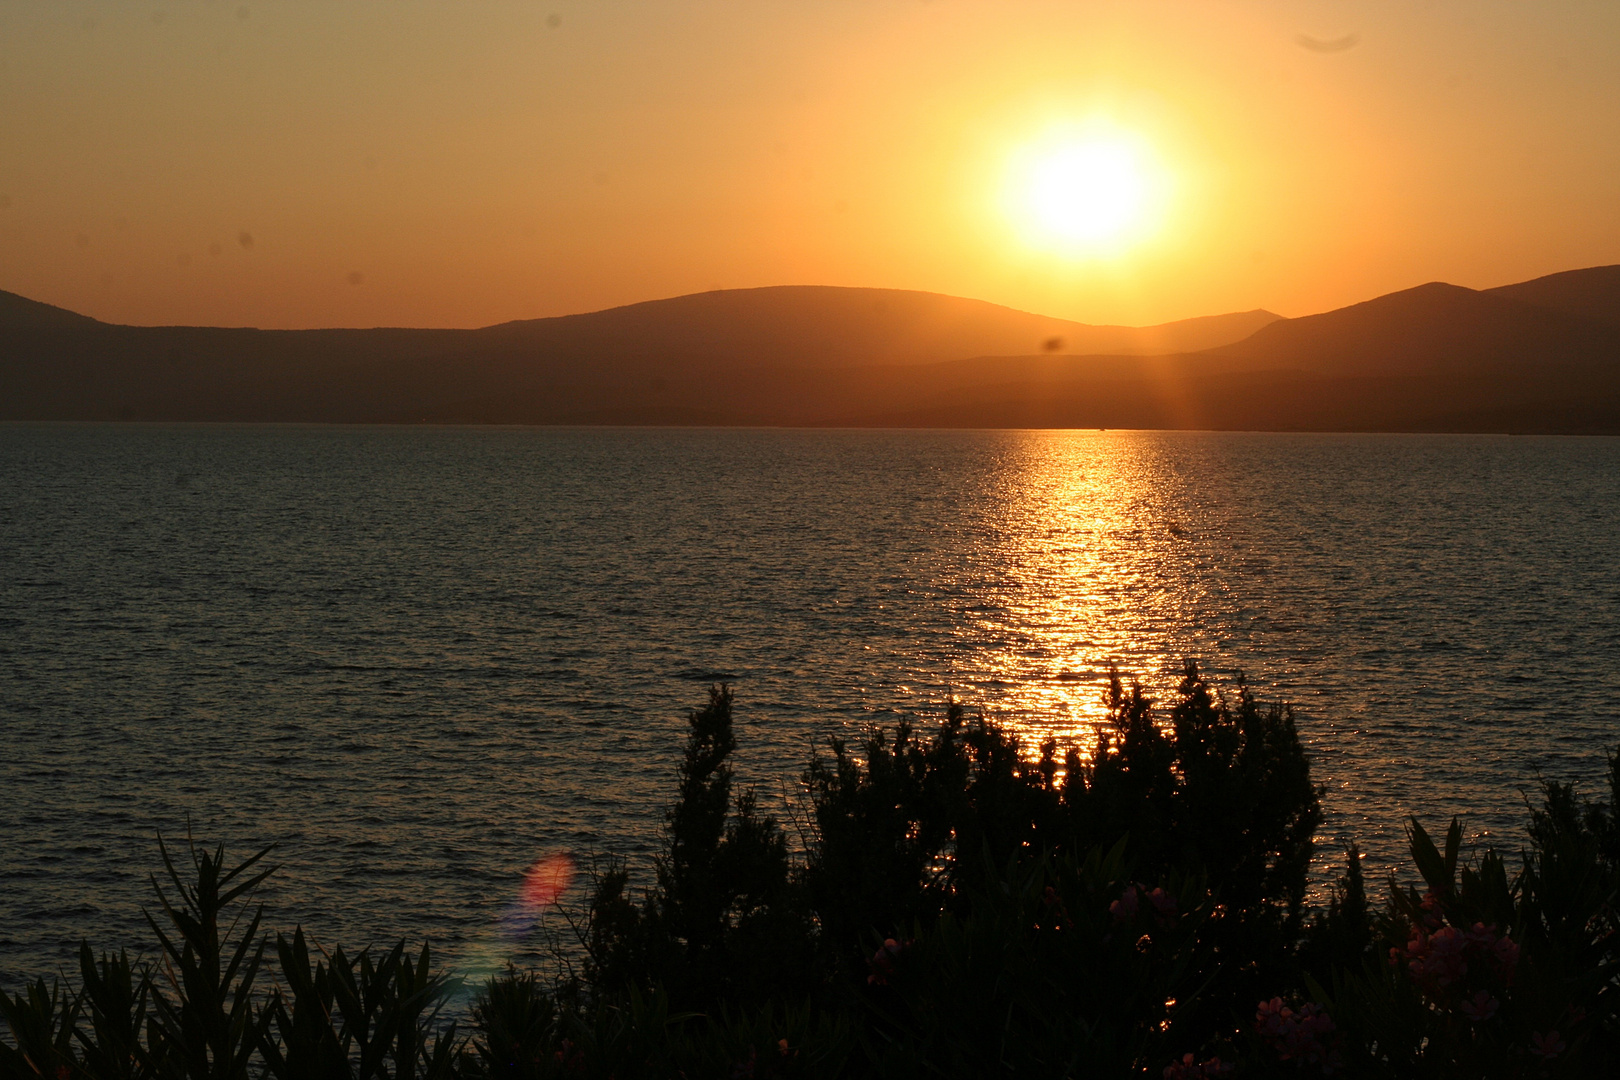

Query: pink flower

[867,938,903,985]
[1256,997,1288,1023]
[1529,1030,1565,1060]
[553,1039,584,1072]
[1256,999,1339,1070]
[1163,1053,1198,1079]
[1148,887,1178,925]
[1418,890,1445,929]
[1110,886,1140,923]
[1458,990,1499,1023]
[1492,934,1520,977]
[1043,885,1073,929]
[1163,1053,1232,1079]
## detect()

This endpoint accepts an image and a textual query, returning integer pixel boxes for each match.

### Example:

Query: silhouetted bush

[1307,755,1620,1077]
[6,676,1619,1078]
[583,685,818,1007]
[792,662,1322,1039]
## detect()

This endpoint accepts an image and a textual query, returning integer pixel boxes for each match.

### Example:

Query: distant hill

[1200,279,1618,377]
[0,286,1276,423]
[823,267,1620,431]
[0,290,101,330]
[1485,265,1620,328]
[1,269,1618,431]
[477,287,1282,369]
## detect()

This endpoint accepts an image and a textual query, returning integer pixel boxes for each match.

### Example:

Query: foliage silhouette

[584,685,817,1007]
[5,677,1619,1078]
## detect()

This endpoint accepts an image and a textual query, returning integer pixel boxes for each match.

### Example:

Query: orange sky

[2,1,1617,329]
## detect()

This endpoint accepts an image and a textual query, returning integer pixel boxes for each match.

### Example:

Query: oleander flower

[867,937,903,985]
[1162,1052,1231,1078]
[1458,990,1499,1023]
[1528,1030,1565,1060]
[1147,887,1179,925]
[1256,998,1340,1071]
[1110,885,1141,923]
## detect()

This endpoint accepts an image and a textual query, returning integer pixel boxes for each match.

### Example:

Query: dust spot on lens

[546,13,562,29]
[238,231,254,249]
[75,234,91,249]
[347,271,364,286]
[1042,336,1065,353]
[1296,33,1359,53]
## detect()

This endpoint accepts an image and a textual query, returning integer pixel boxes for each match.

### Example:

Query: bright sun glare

[1007,129,1167,256]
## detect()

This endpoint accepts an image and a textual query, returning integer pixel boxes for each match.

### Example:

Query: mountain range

[3,265,1618,432]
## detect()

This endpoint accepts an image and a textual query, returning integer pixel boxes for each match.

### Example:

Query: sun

[1028,142,1146,243]
[1004,127,1168,256]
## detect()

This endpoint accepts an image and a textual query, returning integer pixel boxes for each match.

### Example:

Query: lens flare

[521,852,576,909]
[454,851,577,991]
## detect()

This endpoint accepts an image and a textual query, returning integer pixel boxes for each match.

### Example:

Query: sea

[2,424,1618,991]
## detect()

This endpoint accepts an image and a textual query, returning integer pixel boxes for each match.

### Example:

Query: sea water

[3,425,1618,987]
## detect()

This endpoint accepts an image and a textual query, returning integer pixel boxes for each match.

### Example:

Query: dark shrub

[801,662,1323,1027]
[1316,799,1620,1077]
[584,685,816,1007]
[15,675,1617,1079]
[859,844,1218,1078]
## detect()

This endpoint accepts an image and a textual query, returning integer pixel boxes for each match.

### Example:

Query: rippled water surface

[3,424,1618,988]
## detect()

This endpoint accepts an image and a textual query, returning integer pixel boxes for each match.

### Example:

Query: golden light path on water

[484,436,1237,973]
[936,432,1225,757]
[831,429,1405,912]
[449,429,1615,972]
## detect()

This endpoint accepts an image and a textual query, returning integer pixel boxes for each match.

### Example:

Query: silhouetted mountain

[2,270,1618,431]
[828,269,1620,432]
[1200,279,1617,377]
[0,286,1274,423]
[0,290,101,330]
[1485,264,1620,328]
[476,287,1282,370]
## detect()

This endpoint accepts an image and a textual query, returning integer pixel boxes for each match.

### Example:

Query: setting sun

[1005,128,1169,257]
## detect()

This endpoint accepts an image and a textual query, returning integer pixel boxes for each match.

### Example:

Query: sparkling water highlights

[3,425,1618,990]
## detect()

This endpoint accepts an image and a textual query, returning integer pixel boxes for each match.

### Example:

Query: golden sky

[2,1,1617,329]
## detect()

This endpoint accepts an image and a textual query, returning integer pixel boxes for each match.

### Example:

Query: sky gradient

[2,0,1617,329]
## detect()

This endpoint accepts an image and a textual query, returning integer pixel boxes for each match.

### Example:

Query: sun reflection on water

[946,431,1225,758]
